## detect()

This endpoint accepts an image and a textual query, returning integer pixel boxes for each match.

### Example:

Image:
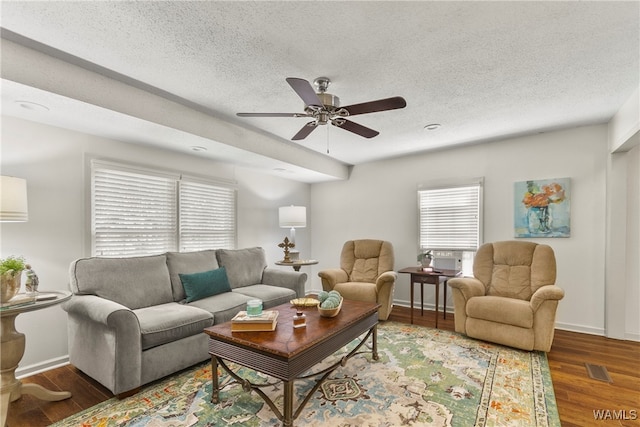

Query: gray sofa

[63,247,306,395]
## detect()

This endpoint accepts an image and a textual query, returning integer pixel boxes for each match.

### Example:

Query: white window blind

[418,182,482,251]
[179,180,237,251]
[91,160,236,257]
[92,165,178,256]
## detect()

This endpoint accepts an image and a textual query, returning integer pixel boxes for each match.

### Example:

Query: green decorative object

[0,255,26,303]
[417,250,434,267]
[321,297,340,309]
[321,290,342,309]
[317,291,329,303]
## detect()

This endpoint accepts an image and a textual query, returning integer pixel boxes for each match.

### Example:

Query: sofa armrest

[447,277,486,300]
[318,268,349,291]
[262,268,307,297]
[63,294,139,329]
[375,271,397,293]
[530,285,565,312]
[62,294,142,395]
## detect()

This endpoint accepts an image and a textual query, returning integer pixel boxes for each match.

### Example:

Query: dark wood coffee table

[204,298,380,427]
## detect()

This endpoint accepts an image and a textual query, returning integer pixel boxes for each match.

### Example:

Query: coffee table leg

[211,356,219,404]
[283,380,294,427]
[372,324,379,361]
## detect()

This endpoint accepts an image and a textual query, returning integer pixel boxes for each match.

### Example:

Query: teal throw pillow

[179,267,231,303]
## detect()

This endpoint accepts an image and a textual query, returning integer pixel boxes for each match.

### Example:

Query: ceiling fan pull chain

[326,125,330,154]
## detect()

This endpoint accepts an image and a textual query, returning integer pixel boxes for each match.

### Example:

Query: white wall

[1,116,310,375]
[625,146,639,339]
[605,85,640,341]
[310,125,612,336]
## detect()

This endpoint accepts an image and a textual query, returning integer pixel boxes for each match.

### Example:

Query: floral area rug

[52,322,559,426]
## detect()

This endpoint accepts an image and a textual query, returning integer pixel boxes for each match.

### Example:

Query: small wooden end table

[275,259,318,271]
[398,267,461,328]
[0,291,72,427]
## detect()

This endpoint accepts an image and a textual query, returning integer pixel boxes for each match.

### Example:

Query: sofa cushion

[179,267,232,303]
[166,250,219,301]
[187,291,254,324]
[69,254,173,309]
[232,285,296,308]
[134,302,214,350]
[466,296,533,329]
[216,247,267,289]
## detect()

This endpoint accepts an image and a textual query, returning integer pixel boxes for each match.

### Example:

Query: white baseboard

[625,332,640,342]
[16,355,69,379]
[554,322,604,336]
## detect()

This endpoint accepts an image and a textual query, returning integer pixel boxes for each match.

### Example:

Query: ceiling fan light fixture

[236,77,406,141]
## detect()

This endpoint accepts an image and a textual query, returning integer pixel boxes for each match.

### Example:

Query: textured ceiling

[1,1,638,182]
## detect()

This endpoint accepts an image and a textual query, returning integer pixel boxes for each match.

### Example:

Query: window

[418,178,483,274]
[91,160,236,257]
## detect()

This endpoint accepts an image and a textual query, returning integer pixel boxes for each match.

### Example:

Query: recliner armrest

[375,271,397,293]
[447,277,486,300]
[529,285,565,311]
[318,268,349,290]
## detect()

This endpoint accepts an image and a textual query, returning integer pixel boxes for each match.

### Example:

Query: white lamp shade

[0,176,28,222]
[279,206,306,228]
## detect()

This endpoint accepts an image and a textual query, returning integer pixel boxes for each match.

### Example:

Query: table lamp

[279,205,306,260]
[1,176,29,222]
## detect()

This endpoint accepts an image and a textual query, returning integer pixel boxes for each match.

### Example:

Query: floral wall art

[514,178,570,238]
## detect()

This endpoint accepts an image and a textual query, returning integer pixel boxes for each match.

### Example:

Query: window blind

[92,165,178,256]
[91,160,237,257]
[179,180,237,251]
[418,183,481,251]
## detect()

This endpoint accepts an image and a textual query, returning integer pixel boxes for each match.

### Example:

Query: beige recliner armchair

[318,239,397,320]
[448,241,564,352]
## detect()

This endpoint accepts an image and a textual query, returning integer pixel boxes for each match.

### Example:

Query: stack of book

[0,293,36,310]
[231,310,278,332]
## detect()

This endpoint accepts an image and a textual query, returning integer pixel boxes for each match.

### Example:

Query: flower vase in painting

[514,178,570,238]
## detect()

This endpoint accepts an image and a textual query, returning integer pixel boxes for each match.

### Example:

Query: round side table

[275,259,318,272]
[1,290,72,427]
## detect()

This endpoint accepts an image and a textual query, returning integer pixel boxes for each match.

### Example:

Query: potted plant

[1,255,26,302]
[417,250,434,268]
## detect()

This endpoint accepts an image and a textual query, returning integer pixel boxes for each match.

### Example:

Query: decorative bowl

[318,297,343,318]
[290,297,319,308]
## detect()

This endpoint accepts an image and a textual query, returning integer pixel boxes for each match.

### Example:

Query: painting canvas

[514,178,570,238]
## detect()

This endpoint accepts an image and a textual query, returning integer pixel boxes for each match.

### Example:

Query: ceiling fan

[237,77,407,140]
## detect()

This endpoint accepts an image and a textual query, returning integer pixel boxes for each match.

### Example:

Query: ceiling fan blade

[333,119,379,138]
[292,121,318,140]
[237,112,306,117]
[341,96,407,116]
[286,77,324,107]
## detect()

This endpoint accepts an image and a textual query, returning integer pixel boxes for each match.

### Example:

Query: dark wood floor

[5,305,640,426]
